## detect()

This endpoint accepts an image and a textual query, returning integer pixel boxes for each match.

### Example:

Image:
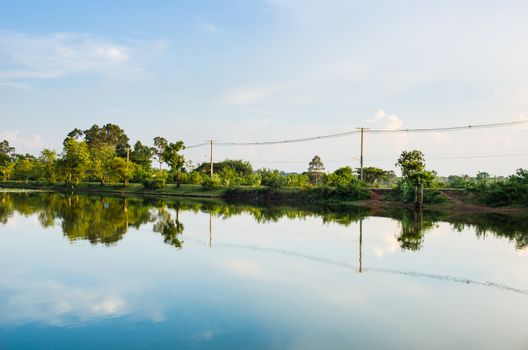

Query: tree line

[0,123,397,189]
[0,123,526,206]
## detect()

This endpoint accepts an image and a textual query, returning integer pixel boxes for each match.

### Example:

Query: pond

[1,191,528,349]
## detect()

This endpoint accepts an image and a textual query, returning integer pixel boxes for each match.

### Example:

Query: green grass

[0,181,227,198]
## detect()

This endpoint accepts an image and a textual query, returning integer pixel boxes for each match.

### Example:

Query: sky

[0,0,527,175]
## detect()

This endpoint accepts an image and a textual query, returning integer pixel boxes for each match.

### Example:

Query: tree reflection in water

[397,209,438,251]
[1,191,528,252]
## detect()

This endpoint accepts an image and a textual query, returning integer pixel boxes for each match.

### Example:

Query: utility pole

[358,127,365,180]
[209,140,214,176]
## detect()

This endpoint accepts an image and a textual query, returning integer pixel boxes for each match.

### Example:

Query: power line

[366,120,528,134]
[226,152,528,165]
[185,142,209,149]
[184,119,528,149]
[369,152,528,162]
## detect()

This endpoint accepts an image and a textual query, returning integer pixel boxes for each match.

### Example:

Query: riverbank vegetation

[0,123,527,208]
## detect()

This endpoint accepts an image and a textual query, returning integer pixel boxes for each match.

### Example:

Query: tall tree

[14,158,34,183]
[109,157,135,186]
[308,155,325,185]
[130,141,154,169]
[153,136,169,170]
[60,138,90,185]
[89,144,116,185]
[395,150,435,186]
[39,149,58,185]
[84,123,130,157]
[0,140,15,181]
[163,141,185,186]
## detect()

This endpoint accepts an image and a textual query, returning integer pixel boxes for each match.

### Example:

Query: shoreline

[0,181,526,215]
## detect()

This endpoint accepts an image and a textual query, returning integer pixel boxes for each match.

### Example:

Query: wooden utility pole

[359,127,365,180]
[209,140,214,176]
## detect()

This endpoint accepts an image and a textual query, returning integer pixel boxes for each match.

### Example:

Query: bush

[201,174,222,190]
[308,182,371,201]
[142,177,166,189]
[258,169,287,189]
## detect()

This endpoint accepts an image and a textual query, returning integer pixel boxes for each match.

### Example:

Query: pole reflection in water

[209,212,212,248]
[359,219,363,273]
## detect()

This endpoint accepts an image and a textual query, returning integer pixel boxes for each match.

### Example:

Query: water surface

[1,192,528,349]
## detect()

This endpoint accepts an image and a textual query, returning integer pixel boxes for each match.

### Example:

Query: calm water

[1,191,528,349]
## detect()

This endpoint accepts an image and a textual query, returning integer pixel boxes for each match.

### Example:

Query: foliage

[308,155,325,185]
[59,138,91,185]
[14,158,33,183]
[83,123,130,158]
[163,141,185,186]
[131,141,154,169]
[141,169,167,189]
[0,140,15,181]
[153,136,169,169]
[356,167,391,186]
[89,144,116,185]
[109,157,136,186]
[285,173,309,188]
[201,174,222,190]
[395,150,435,186]
[258,169,287,189]
[476,169,528,207]
[324,166,358,188]
[39,149,58,184]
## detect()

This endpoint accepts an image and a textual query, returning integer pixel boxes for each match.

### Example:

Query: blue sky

[0,0,527,175]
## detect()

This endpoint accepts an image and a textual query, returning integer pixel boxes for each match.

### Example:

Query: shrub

[142,177,166,189]
[201,174,222,190]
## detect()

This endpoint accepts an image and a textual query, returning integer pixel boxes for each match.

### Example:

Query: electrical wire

[183,120,528,149]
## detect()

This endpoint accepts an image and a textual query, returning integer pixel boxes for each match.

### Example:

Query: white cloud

[1,130,43,151]
[0,280,128,326]
[0,31,167,82]
[368,110,403,130]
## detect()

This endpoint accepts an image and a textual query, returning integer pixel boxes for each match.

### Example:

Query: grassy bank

[0,181,226,198]
[0,181,526,213]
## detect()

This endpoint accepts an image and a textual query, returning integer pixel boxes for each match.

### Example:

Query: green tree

[89,144,116,185]
[357,167,388,186]
[395,150,435,186]
[163,141,185,187]
[308,155,325,185]
[325,166,357,187]
[84,123,130,158]
[14,158,33,183]
[153,136,169,170]
[60,138,91,185]
[0,140,15,181]
[258,169,286,189]
[39,149,58,184]
[109,157,135,186]
[130,141,154,169]
[285,173,310,188]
